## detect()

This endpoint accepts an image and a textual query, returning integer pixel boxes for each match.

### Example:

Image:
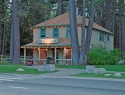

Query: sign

[38,38,58,44]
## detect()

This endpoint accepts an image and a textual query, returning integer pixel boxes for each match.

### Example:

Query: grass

[56,65,125,79]
[56,65,86,69]
[95,65,125,72]
[1,63,125,79]
[73,73,125,79]
[56,65,125,72]
[0,64,57,74]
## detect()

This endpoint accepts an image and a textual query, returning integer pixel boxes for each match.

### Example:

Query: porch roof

[21,37,71,48]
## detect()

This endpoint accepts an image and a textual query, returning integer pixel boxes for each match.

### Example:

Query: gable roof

[34,12,112,33]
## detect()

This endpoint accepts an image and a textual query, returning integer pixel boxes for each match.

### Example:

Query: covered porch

[21,38,73,65]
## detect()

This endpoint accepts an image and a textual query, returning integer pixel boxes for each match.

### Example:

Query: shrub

[87,44,121,65]
[107,48,121,65]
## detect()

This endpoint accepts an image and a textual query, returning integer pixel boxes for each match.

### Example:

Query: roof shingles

[34,12,111,33]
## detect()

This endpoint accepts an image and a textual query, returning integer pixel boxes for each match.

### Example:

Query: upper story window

[107,33,110,41]
[66,27,70,38]
[40,29,46,38]
[53,28,59,37]
[99,31,104,42]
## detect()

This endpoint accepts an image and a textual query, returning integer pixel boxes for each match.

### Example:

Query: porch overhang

[21,43,71,48]
[21,37,71,49]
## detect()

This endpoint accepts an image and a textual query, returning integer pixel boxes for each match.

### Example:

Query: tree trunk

[84,0,95,58]
[0,24,2,55]
[2,23,5,55]
[57,0,62,15]
[121,18,125,53]
[105,0,112,31]
[69,0,79,65]
[12,0,20,63]
[79,0,86,65]
[10,14,14,62]
[118,0,122,51]
[0,0,5,55]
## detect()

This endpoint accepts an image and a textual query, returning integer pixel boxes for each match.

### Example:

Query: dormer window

[53,28,59,37]
[40,29,46,38]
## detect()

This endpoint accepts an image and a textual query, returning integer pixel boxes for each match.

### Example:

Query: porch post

[38,48,40,61]
[24,48,26,64]
[55,48,56,64]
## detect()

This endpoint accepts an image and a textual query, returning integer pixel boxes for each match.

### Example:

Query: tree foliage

[0,0,125,65]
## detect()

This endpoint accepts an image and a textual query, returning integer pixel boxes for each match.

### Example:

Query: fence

[0,55,31,63]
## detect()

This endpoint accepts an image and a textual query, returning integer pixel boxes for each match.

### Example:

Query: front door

[40,49,48,59]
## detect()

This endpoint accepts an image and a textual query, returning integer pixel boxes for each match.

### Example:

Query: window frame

[107,33,110,41]
[52,28,59,38]
[40,28,46,38]
[99,31,104,42]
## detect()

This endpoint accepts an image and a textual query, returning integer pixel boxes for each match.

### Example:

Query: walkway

[26,65,85,77]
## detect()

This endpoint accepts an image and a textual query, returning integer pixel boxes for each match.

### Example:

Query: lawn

[0,64,57,74]
[56,65,125,72]
[56,65,125,79]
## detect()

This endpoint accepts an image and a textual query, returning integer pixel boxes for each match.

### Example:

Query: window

[99,31,104,42]
[53,28,59,37]
[107,34,110,41]
[66,27,70,38]
[40,29,46,38]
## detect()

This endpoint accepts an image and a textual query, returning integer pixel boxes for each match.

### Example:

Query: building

[21,12,114,65]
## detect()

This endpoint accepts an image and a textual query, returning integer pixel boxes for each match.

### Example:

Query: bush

[87,44,121,65]
[107,48,121,65]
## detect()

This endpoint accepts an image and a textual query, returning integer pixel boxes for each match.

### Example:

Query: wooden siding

[90,30,104,48]
[33,49,38,59]
[105,34,114,50]
[60,27,67,37]
[33,27,67,39]
[33,27,114,50]
[46,28,52,37]
[33,28,40,42]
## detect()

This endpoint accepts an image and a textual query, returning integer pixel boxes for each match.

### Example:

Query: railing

[0,55,32,63]
[56,59,72,65]
[0,55,72,65]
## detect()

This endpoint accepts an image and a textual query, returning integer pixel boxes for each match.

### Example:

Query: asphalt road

[0,74,125,95]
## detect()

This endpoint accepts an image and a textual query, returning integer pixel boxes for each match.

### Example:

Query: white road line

[7,78,23,80]
[8,86,28,89]
[0,79,14,81]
